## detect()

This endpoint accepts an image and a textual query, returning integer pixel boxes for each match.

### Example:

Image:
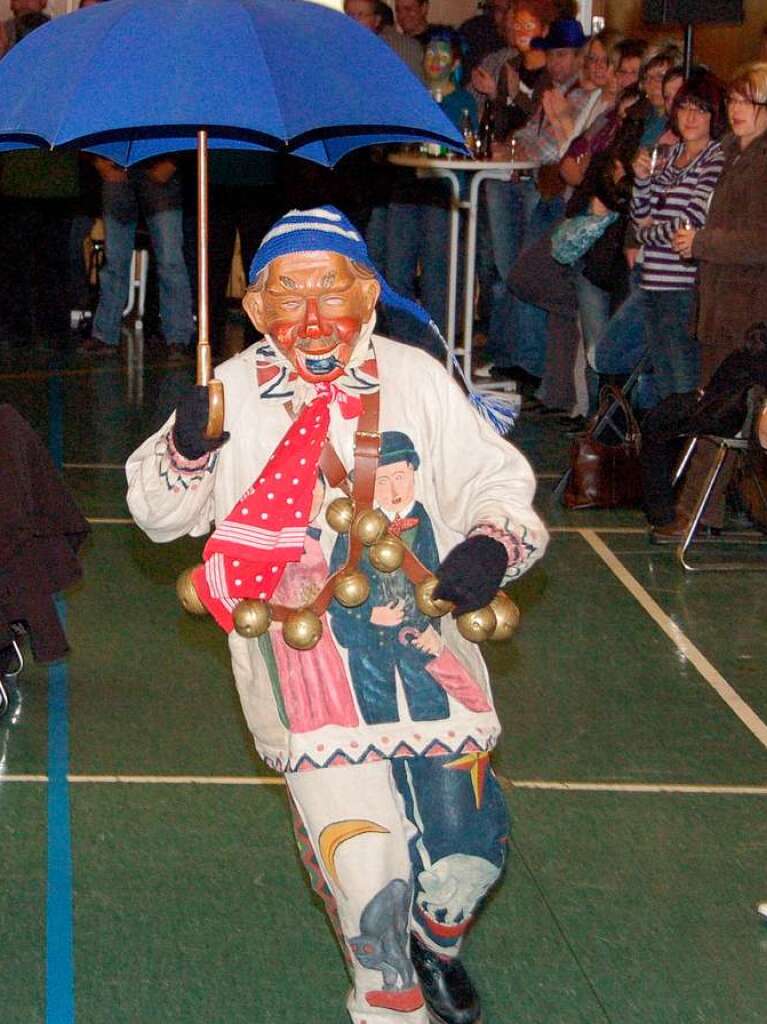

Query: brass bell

[456,605,498,644]
[368,535,405,574]
[415,576,454,618]
[283,608,323,651]
[353,508,389,547]
[488,591,520,641]
[326,496,355,534]
[333,569,371,608]
[233,599,272,639]
[176,565,208,616]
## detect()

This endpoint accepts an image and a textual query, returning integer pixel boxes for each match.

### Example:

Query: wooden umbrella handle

[196,341,224,439]
[196,128,225,440]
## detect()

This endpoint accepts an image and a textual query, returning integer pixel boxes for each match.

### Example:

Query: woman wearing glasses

[672,62,767,382]
[641,63,767,543]
[630,68,727,401]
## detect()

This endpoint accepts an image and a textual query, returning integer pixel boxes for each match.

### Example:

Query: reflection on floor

[2,325,766,1024]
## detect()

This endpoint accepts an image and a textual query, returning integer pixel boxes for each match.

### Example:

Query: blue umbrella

[0,0,461,163]
[0,0,463,432]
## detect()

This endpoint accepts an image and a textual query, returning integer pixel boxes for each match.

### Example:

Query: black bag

[582,216,629,295]
[563,386,643,509]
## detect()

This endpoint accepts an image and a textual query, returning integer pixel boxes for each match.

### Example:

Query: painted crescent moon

[319,819,390,891]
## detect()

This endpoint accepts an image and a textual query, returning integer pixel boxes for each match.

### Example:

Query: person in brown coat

[649,61,767,541]
[673,61,767,381]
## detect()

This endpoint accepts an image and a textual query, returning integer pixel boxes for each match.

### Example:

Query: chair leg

[678,444,728,571]
[747,454,767,524]
[672,436,698,488]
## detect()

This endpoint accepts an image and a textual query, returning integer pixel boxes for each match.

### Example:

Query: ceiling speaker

[642,0,744,24]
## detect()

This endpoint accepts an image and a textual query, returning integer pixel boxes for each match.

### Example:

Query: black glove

[433,535,508,615]
[172,386,230,460]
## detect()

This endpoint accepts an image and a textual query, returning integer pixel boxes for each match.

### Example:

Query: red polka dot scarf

[193,383,361,632]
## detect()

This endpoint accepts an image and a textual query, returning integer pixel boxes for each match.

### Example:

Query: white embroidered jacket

[126,333,549,773]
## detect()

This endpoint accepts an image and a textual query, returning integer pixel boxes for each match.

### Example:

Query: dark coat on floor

[0,404,90,661]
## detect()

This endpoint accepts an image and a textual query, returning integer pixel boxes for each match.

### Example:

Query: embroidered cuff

[156,431,217,493]
[469,522,538,581]
[166,430,212,473]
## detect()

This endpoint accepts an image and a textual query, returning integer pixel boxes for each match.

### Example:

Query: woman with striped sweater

[630,68,727,400]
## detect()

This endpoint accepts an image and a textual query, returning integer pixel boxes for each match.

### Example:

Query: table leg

[462,171,484,382]
[444,172,461,372]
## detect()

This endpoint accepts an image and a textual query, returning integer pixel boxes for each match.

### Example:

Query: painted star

[444,751,491,809]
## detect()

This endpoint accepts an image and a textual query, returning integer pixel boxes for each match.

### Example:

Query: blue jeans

[480,179,524,361]
[641,288,699,401]
[593,268,657,409]
[574,268,611,410]
[365,204,388,278]
[491,179,565,374]
[93,172,193,347]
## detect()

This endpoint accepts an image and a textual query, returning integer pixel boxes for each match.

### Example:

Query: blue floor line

[46,375,75,1024]
[47,652,74,1024]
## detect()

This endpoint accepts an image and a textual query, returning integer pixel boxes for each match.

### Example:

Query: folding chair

[672,388,767,572]
[0,629,24,720]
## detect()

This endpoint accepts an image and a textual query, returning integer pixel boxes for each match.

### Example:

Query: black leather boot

[410,932,482,1024]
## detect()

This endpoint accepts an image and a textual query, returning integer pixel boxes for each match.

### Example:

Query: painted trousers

[286,753,509,1024]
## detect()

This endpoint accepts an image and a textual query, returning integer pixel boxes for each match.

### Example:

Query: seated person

[641,322,767,542]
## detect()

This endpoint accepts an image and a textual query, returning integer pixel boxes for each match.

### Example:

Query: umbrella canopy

[0,0,463,166]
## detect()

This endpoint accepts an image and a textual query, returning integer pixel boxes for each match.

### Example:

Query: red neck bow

[193,383,361,632]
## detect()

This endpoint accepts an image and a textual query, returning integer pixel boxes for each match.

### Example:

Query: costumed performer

[126,206,548,1024]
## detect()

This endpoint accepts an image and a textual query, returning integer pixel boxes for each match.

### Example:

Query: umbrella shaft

[197,129,211,386]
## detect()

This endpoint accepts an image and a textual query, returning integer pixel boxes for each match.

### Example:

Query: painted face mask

[247,251,379,383]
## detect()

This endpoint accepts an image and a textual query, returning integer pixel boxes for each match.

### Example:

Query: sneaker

[77,336,118,356]
[167,343,194,364]
[649,517,721,545]
[758,903,767,921]
[489,365,541,388]
[409,933,481,1024]
[473,363,495,379]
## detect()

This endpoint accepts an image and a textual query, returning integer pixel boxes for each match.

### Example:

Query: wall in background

[0,0,73,19]
[606,0,764,78]
[3,0,758,77]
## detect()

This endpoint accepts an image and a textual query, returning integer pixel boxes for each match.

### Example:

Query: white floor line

[67,773,284,785]
[64,463,124,471]
[0,773,48,783]
[550,526,645,534]
[580,528,767,749]
[507,780,767,795]
[3,774,767,796]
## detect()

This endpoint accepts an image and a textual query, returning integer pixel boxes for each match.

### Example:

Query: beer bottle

[460,108,477,157]
[478,99,495,160]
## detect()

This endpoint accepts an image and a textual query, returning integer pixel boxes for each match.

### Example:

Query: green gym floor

[2,335,766,1024]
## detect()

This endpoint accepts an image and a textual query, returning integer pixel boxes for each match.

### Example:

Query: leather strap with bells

[265,383,433,623]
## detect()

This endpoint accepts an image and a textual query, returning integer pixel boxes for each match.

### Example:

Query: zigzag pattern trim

[271,734,498,775]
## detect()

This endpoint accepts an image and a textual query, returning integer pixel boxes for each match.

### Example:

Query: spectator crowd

[0,0,766,539]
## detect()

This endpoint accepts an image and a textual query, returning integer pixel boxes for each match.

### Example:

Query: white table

[388,152,536,386]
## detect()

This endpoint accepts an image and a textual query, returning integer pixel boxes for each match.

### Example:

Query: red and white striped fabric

[193,384,361,632]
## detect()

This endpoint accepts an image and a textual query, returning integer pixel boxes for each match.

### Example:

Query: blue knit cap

[248,207,520,436]
[248,206,431,327]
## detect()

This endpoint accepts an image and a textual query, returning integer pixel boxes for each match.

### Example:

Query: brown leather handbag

[536,161,566,201]
[563,386,643,510]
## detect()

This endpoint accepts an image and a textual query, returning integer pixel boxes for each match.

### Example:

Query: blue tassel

[469,390,520,435]
[425,321,520,436]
